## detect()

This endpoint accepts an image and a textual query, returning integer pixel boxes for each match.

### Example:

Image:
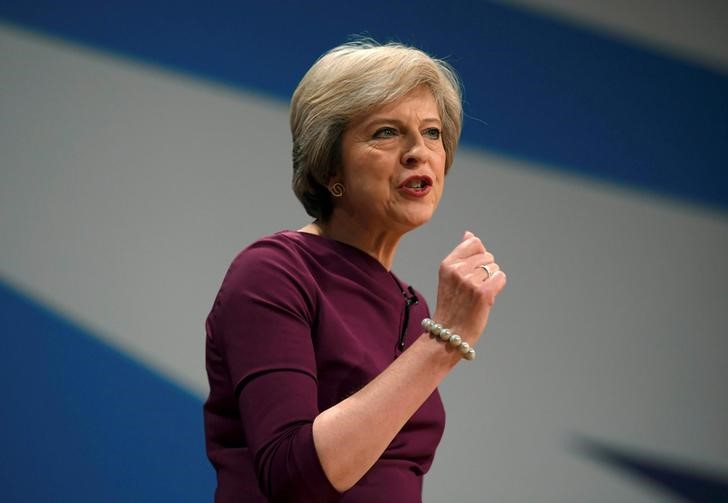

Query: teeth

[406,180,425,189]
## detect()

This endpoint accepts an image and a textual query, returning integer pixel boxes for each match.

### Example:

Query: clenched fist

[432,230,507,349]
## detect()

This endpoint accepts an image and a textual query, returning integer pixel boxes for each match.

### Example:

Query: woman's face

[334,86,447,235]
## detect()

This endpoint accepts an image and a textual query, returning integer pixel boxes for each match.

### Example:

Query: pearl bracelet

[421,318,476,361]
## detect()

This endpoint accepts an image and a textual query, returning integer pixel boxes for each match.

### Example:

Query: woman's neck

[299,216,403,270]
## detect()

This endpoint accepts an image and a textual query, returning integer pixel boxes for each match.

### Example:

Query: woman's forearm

[312,332,461,492]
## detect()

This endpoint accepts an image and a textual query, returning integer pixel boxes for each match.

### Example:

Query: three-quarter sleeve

[238,371,339,501]
[208,240,340,502]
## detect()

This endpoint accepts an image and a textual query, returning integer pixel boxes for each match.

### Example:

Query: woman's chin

[395,210,435,231]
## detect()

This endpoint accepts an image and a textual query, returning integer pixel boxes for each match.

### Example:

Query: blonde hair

[290,39,463,219]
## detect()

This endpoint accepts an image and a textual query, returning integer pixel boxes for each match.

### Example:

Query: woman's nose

[401,136,426,167]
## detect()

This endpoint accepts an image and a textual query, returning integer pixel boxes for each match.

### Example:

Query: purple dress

[204,231,446,502]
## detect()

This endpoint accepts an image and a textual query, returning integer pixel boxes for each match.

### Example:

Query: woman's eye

[373,127,397,138]
[423,128,441,140]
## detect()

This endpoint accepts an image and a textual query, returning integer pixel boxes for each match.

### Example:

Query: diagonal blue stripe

[574,436,728,501]
[0,0,726,209]
[0,280,215,502]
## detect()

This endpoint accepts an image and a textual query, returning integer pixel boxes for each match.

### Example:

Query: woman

[204,40,506,502]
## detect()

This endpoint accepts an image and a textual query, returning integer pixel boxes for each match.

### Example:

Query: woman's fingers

[442,231,500,286]
[482,269,507,306]
[433,231,506,343]
[445,232,487,263]
[472,261,500,281]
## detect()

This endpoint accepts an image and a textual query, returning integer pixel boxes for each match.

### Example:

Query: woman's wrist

[411,330,462,374]
[421,318,477,361]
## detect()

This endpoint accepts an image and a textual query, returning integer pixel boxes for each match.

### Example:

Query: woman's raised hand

[431,231,507,348]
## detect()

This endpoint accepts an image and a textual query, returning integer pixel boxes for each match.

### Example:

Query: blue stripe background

[0,0,726,210]
[0,281,215,501]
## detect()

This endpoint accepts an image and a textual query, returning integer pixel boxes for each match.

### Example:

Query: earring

[330,182,345,197]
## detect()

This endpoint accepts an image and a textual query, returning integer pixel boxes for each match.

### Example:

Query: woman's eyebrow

[364,117,442,128]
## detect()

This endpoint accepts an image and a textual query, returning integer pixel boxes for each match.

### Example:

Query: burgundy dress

[204,231,445,502]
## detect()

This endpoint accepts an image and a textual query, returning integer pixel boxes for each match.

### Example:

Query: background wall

[1,1,727,501]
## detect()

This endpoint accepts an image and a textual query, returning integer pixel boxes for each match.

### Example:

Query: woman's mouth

[398,176,433,196]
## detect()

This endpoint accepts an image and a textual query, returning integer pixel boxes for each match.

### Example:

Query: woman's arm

[313,231,507,491]
[312,330,460,491]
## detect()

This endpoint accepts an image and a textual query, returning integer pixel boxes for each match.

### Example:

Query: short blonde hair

[290,39,463,220]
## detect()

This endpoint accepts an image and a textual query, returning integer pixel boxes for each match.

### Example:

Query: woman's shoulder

[236,230,306,259]
[222,231,312,283]
[208,231,319,324]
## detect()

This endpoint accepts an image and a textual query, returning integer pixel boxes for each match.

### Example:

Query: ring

[478,264,492,279]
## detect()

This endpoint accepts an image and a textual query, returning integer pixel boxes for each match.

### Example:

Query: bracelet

[421,318,476,361]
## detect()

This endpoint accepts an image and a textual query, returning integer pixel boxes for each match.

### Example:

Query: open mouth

[400,176,432,191]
